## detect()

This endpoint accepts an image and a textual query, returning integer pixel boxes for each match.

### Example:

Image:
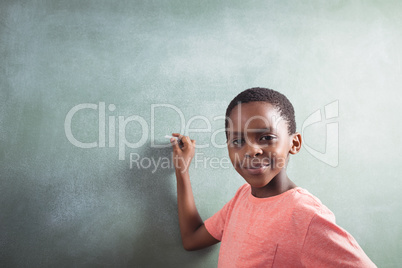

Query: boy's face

[226,101,300,189]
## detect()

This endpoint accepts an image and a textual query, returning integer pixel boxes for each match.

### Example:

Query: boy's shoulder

[290,187,336,222]
[292,187,324,209]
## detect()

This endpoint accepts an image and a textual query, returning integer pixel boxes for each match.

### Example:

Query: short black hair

[225,87,296,135]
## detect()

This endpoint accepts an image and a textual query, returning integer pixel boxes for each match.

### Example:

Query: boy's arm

[171,134,220,251]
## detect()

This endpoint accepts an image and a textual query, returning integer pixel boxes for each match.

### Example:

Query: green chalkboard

[1,0,401,267]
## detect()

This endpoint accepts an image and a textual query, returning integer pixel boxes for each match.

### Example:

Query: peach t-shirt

[204,184,376,267]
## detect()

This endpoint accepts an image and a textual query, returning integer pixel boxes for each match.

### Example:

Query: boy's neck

[250,171,297,198]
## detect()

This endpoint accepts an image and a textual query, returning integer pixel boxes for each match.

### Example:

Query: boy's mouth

[242,162,270,175]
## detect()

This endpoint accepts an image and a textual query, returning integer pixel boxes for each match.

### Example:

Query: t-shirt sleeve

[204,184,247,241]
[204,200,231,241]
[301,209,377,267]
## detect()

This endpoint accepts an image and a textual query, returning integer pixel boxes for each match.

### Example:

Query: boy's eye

[232,138,244,146]
[260,135,275,141]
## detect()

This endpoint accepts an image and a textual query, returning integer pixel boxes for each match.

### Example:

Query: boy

[170,87,376,267]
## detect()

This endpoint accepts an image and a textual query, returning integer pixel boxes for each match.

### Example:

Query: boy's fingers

[172,133,188,145]
[172,133,182,139]
[182,136,191,144]
[182,136,196,150]
[171,134,196,149]
[172,133,185,146]
[170,138,181,152]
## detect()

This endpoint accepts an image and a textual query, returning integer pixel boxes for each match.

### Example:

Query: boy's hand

[170,133,196,173]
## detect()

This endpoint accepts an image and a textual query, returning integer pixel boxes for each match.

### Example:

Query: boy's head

[225,87,302,189]
[225,87,296,136]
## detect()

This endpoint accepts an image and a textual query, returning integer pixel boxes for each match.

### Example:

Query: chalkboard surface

[1,1,401,267]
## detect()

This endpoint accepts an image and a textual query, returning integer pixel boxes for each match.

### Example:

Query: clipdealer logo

[64,102,226,161]
[64,101,339,169]
[301,100,339,167]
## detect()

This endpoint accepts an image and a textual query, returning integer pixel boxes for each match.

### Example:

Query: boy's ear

[289,132,302,155]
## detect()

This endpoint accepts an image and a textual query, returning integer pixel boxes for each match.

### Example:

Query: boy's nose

[244,143,263,158]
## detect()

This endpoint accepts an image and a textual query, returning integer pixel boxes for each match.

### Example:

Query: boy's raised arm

[170,133,220,251]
